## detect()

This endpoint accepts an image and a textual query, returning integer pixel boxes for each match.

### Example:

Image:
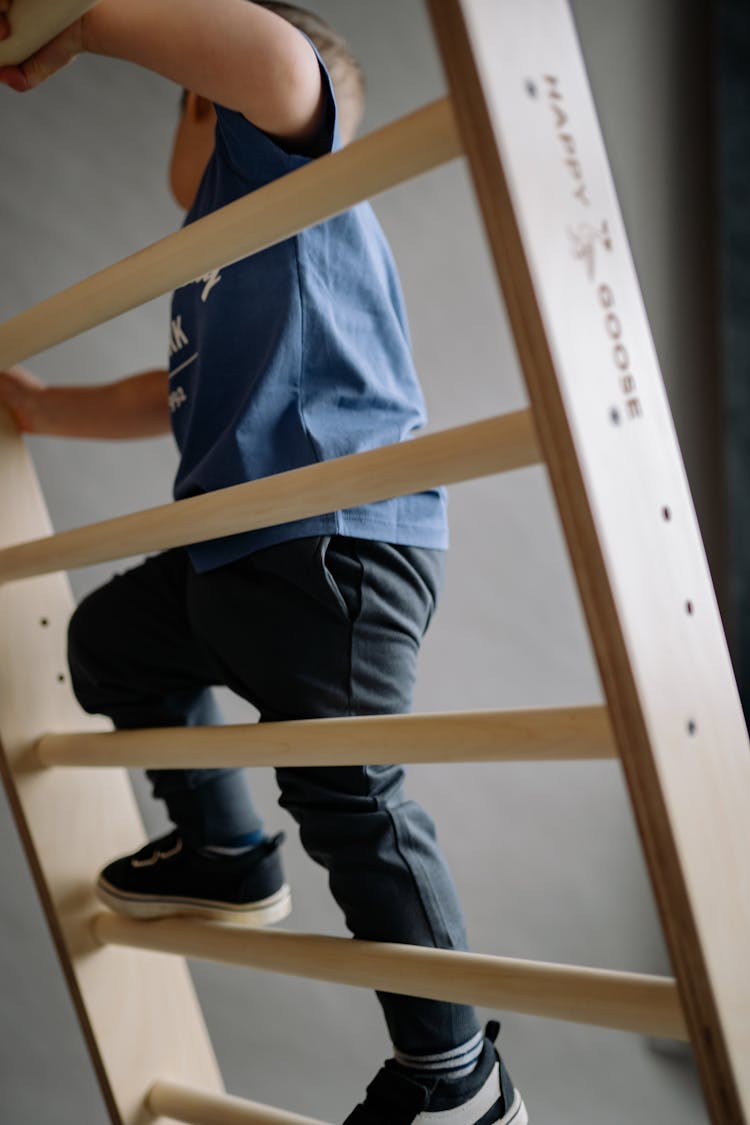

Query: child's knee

[276,763,407,821]
[68,591,102,665]
[67,585,119,707]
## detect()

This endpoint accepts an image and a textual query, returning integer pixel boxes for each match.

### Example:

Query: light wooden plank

[0,411,539,583]
[0,0,98,67]
[148,1083,328,1125]
[94,913,687,1040]
[0,98,460,372]
[36,706,615,769]
[0,409,223,1125]
[425,2,750,1121]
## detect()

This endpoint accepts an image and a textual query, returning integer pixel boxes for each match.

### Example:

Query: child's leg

[67,548,263,847]
[269,537,481,1056]
[74,538,519,1116]
[277,761,480,1055]
[186,535,481,1057]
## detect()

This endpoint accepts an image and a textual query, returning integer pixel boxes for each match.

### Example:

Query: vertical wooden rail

[0,409,223,1124]
[2,4,747,1123]
[426,2,750,1122]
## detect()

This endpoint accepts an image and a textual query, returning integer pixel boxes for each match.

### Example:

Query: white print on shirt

[169,351,198,381]
[197,269,222,302]
[168,352,198,417]
[168,386,187,414]
[169,315,190,357]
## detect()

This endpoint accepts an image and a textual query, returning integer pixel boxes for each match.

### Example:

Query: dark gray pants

[68,536,480,1055]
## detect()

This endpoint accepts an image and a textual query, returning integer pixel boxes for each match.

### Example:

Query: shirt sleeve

[212,37,340,189]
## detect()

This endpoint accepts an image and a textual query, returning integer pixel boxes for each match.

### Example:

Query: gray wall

[0,2,715,1122]
[719,0,750,707]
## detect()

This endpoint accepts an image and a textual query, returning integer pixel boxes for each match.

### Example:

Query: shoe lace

[130,830,182,869]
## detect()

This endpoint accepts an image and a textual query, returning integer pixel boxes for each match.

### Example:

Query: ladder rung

[37,706,614,769]
[93,913,687,1040]
[0,412,539,583]
[0,2,99,68]
[0,98,460,372]
[148,1081,328,1125]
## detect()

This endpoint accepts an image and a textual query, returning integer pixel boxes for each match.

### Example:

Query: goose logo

[568,220,613,282]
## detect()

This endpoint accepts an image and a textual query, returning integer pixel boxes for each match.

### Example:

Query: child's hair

[254,2,365,143]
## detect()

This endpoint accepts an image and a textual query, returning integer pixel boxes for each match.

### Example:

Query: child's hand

[0,0,86,92]
[0,366,47,431]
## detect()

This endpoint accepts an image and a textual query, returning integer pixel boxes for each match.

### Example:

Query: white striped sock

[198,842,257,857]
[395,1030,484,1081]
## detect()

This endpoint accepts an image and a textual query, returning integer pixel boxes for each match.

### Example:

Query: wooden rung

[36,706,615,769]
[0,98,460,372]
[0,400,224,1118]
[148,1081,328,1125]
[0,411,539,583]
[93,913,687,1040]
[0,0,99,67]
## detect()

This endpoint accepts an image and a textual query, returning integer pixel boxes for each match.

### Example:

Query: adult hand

[0,0,87,92]
[0,366,47,431]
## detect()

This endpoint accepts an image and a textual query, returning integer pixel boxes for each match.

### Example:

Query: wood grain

[37,706,615,769]
[95,912,687,1040]
[0,411,539,582]
[148,1083,328,1125]
[0,98,460,371]
[0,410,223,1125]
[0,0,98,67]
[426,1,750,1120]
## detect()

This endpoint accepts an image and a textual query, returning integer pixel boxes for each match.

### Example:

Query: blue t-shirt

[169,51,448,571]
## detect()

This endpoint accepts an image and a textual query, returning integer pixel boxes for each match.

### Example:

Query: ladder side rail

[425,1,750,1120]
[5,3,742,1121]
[0,411,223,1124]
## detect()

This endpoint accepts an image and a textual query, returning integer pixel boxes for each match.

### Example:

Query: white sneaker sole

[503,1090,529,1124]
[415,1080,528,1124]
[96,879,292,926]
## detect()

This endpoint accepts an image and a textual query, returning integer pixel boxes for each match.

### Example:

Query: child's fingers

[0,64,26,91]
[0,24,82,92]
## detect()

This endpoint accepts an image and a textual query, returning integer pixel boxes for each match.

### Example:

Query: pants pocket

[318,536,363,623]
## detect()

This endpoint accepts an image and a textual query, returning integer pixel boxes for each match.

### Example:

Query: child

[0,2,526,1121]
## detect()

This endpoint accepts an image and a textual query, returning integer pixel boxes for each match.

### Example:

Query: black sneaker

[343,1022,527,1124]
[96,830,292,925]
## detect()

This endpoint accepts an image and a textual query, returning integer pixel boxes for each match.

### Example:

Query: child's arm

[0,0,325,148]
[0,365,171,439]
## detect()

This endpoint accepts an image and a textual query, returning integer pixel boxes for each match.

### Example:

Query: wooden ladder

[0,1,748,1122]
